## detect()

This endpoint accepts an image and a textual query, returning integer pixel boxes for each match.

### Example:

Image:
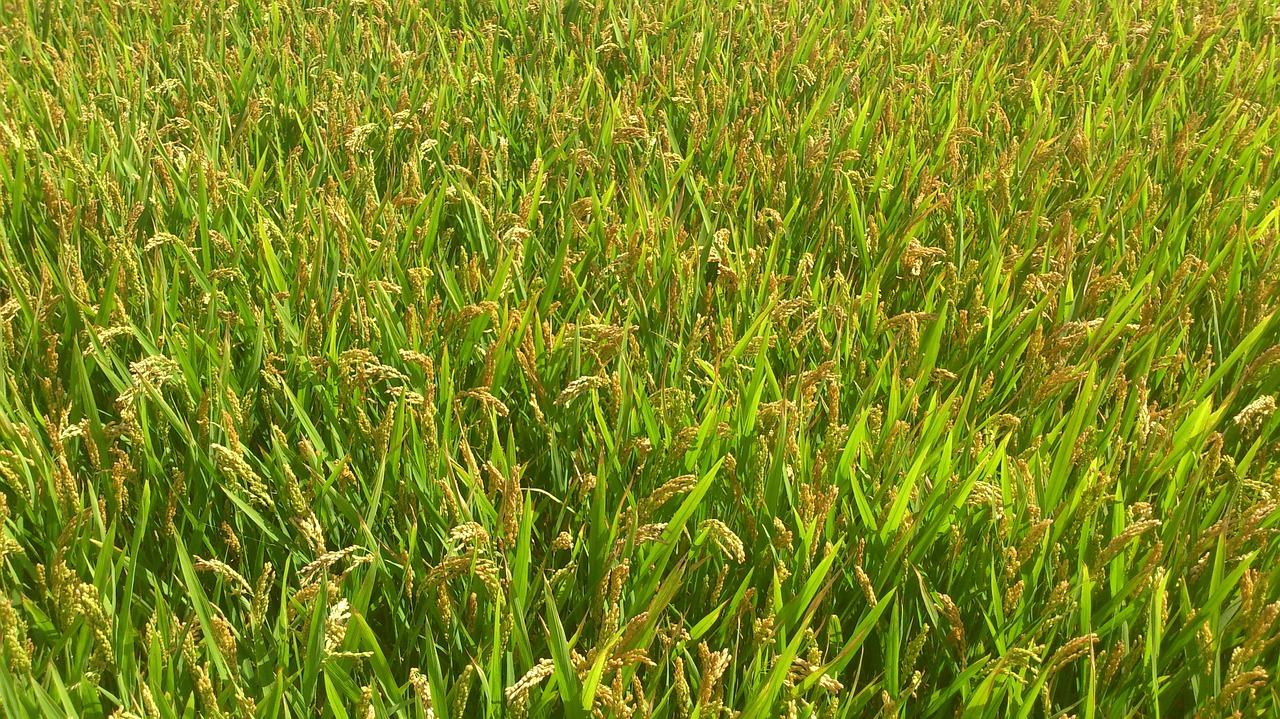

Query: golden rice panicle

[450,521,491,549]
[356,685,375,719]
[452,663,476,717]
[555,373,611,406]
[854,538,877,605]
[251,562,275,629]
[0,493,21,561]
[696,641,732,708]
[551,530,574,551]
[492,461,523,547]
[0,595,31,674]
[210,443,273,509]
[1233,395,1276,432]
[699,519,745,563]
[903,623,930,674]
[938,592,966,659]
[408,667,437,718]
[192,556,251,595]
[195,663,224,719]
[640,474,698,519]
[140,683,160,719]
[210,611,237,668]
[673,655,691,717]
[505,657,555,704]
[1048,634,1097,675]
[1096,516,1161,567]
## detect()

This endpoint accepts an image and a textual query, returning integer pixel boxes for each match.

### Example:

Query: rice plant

[2,0,1280,717]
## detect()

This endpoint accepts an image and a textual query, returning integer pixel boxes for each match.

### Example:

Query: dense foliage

[2,0,1280,717]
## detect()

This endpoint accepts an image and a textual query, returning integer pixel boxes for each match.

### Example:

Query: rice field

[2,0,1280,716]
